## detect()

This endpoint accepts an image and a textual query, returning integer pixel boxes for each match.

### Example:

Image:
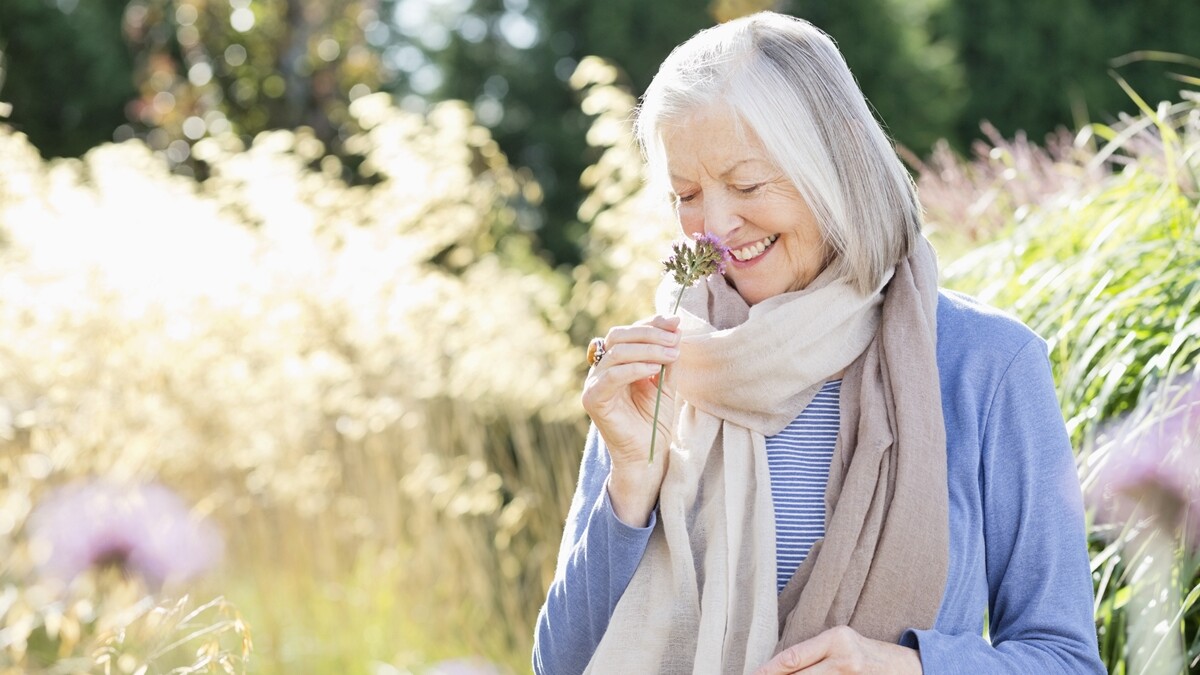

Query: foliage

[381,0,713,266]
[0,0,386,180]
[120,0,386,175]
[941,93,1200,674]
[0,574,250,674]
[1086,374,1200,674]
[942,96,1200,437]
[0,0,134,158]
[901,122,1107,248]
[562,57,676,343]
[0,92,578,672]
[0,477,247,673]
[937,0,1200,147]
[781,0,966,153]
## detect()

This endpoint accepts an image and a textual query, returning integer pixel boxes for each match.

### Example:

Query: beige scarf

[584,238,948,674]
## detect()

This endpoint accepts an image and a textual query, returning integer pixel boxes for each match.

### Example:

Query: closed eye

[737,183,763,195]
[676,192,698,204]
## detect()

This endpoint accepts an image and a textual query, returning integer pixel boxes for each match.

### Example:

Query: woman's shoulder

[936,288,1043,354]
[934,288,1047,385]
[933,289,1064,459]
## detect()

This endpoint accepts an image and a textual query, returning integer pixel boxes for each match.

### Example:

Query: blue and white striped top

[765,379,841,592]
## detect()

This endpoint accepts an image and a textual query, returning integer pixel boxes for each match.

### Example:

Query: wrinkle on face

[660,104,829,305]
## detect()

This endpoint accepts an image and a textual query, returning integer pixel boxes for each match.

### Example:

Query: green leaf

[1183,584,1200,614]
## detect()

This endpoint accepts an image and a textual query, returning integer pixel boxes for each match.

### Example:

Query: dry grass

[0,92,589,673]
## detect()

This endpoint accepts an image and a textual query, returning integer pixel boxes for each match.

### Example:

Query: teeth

[731,235,778,261]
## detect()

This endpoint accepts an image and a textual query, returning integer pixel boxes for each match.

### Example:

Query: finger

[606,320,681,349]
[753,637,829,675]
[787,663,839,675]
[638,313,682,330]
[583,362,662,408]
[599,342,680,369]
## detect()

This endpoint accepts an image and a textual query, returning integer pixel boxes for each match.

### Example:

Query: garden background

[0,0,1198,673]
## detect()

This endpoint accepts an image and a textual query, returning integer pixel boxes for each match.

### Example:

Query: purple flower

[648,233,732,463]
[690,232,732,276]
[1089,374,1200,551]
[662,233,732,287]
[28,480,223,587]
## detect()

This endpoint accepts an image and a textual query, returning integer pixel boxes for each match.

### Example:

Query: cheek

[677,207,704,237]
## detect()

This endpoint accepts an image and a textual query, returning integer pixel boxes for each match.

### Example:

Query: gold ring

[587,337,607,367]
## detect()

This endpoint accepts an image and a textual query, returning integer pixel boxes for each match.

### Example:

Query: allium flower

[662,232,732,285]
[649,233,731,462]
[28,481,223,587]
[1089,374,1200,551]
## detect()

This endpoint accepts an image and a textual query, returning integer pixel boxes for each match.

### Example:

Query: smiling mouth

[730,234,779,262]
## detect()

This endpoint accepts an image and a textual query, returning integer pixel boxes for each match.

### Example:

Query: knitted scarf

[583,237,948,674]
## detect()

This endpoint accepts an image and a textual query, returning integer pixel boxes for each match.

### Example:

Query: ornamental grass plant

[0,93,583,673]
[941,91,1200,673]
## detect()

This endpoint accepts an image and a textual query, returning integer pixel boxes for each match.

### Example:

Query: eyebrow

[669,158,772,184]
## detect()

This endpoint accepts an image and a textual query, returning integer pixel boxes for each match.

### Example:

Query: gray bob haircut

[635,12,922,295]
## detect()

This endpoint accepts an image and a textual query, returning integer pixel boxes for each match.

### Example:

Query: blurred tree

[119,0,387,175]
[0,0,389,175]
[380,0,712,267]
[781,0,965,153]
[937,0,1200,145]
[0,0,135,158]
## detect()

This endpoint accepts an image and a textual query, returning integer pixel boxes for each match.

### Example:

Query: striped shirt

[765,379,841,592]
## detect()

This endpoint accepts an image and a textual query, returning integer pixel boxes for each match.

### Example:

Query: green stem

[648,287,685,464]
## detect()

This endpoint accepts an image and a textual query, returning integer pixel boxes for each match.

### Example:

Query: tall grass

[900,121,1108,249]
[0,93,586,673]
[941,92,1200,673]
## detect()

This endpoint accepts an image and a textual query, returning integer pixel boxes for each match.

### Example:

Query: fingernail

[665,347,680,357]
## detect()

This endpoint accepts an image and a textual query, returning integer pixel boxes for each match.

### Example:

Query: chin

[731,283,775,306]
[729,266,793,306]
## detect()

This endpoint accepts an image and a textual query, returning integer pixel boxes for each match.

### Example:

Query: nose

[702,194,741,240]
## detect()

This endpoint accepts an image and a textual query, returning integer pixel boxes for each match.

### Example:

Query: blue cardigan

[533,290,1106,674]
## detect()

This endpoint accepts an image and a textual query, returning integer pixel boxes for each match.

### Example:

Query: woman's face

[662,105,829,306]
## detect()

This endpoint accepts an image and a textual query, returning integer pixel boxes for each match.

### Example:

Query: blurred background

[0,0,1198,673]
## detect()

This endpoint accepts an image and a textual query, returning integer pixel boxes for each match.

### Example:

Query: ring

[587,337,607,367]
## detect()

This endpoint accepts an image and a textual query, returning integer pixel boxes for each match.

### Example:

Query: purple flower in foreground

[1089,374,1200,551]
[662,232,732,285]
[648,233,732,463]
[29,481,223,587]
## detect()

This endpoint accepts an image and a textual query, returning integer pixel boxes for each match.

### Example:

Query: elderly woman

[533,12,1104,675]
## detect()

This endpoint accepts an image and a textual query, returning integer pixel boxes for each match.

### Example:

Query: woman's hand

[581,314,682,528]
[754,627,923,675]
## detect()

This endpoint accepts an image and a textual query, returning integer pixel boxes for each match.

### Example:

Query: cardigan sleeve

[532,424,656,675]
[902,338,1106,674]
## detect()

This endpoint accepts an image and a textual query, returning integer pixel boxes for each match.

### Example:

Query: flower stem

[648,287,685,464]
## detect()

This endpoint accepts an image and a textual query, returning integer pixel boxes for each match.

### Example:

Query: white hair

[635,12,922,294]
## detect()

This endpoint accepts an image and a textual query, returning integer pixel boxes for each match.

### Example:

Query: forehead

[659,105,773,179]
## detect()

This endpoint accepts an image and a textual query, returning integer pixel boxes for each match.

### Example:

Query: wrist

[606,470,660,528]
[895,644,922,675]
